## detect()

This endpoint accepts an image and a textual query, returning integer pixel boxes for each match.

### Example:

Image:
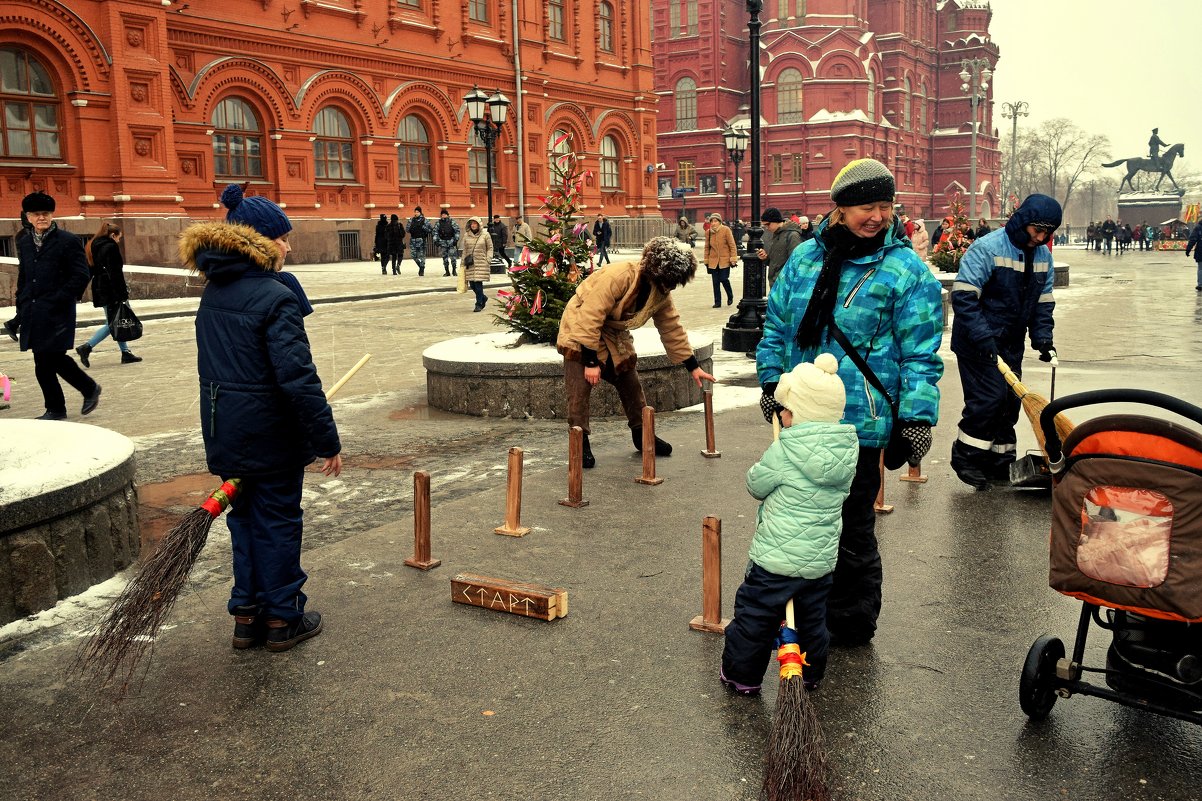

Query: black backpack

[408,216,426,238]
[438,217,454,239]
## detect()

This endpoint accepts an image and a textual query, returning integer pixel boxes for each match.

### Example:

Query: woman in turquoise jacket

[755,159,944,647]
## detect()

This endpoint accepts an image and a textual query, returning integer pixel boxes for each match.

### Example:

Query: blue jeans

[470,280,486,308]
[226,466,308,622]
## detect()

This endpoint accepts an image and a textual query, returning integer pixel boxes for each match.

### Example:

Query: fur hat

[641,236,697,290]
[798,215,810,225]
[774,353,845,424]
[21,192,55,213]
[708,212,723,223]
[761,207,784,224]
[220,184,291,240]
[830,158,895,207]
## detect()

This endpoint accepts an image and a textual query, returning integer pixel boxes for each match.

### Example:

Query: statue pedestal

[1117,193,1183,226]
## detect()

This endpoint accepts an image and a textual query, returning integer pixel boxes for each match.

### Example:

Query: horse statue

[1101,142,1185,194]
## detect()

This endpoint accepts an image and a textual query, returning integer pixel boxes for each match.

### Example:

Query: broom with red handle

[75,354,371,693]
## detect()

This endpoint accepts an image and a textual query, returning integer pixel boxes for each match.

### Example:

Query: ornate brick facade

[653,0,1001,223]
[0,0,659,265]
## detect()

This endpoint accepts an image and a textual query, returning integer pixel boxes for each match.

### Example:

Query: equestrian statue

[1102,128,1186,194]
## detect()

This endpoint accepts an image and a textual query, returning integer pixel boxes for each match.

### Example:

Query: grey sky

[988,0,1202,180]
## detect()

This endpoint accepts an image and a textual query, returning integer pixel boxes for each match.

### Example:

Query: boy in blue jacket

[721,354,859,695]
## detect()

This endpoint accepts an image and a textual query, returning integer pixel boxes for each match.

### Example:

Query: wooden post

[899,461,928,483]
[700,387,721,458]
[558,426,590,508]
[689,516,730,634]
[404,471,441,569]
[494,447,532,536]
[874,452,894,514]
[635,406,665,485]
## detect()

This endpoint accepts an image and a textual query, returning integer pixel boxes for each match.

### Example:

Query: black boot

[631,426,672,456]
[266,610,323,652]
[951,440,992,491]
[581,432,595,469]
[121,350,143,364]
[76,343,92,368]
[232,604,264,649]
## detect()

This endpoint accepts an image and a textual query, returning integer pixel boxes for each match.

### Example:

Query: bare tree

[1025,118,1110,220]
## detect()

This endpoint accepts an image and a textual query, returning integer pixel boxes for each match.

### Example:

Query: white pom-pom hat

[774,352,845,424]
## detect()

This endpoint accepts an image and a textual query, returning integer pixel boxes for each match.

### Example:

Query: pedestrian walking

[184,183,342,652]
[488,214,512,269]
[949,193,1061,490]
[1185,221,1202,291]
[755,206,803,288]
[756,158,943,646]
[460,216,493,312]
[556,236,716,468]
[3,211,32,342]
[434,209,461,276]
[674,216,697,247]
[720,354,859,696]
[703,212,737,307]
[373,214,388,275]
[909,218,930,259]
[593,213,613,265]
[76,222,143,367]
[513,216,533,248]
[797,215,815,242]
[385,214,405,275]
[407,207,432,275]
[15,191,102,420]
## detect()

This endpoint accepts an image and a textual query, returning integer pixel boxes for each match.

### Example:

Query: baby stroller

[1020,388,1202,724]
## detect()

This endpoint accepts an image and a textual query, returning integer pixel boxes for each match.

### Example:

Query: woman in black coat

[385,214,405,275]
[15,192,101,419]
[373,214,388,275]
[76,222,142,367]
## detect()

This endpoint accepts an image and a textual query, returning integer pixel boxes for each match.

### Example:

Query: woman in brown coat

[703,212,737,307]
[461,216,494,311]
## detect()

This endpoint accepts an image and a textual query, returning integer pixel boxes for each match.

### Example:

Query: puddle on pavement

[137,472,221,552]
[388,403,460,421]
[346,453,418,470]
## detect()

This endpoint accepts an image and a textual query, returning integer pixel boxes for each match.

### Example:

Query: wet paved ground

[1,245,1201,800]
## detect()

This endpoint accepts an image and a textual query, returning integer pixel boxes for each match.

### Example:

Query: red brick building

[0,0,661,265]
[653,0,1000,224]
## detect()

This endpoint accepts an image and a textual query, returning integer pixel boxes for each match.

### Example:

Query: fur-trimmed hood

[179,221,281,282]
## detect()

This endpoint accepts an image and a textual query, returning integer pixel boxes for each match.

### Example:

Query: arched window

[600,135,620,190]
[903,77,912,131]
[212,97,263,179]
[776,68,803,123]
[313,106,354,181]
[674,77,697,131]
[397,114,431,182]
[598,2,614,52]
[866,68,876,117]
[469,127,498,185]
[0,48,61,159]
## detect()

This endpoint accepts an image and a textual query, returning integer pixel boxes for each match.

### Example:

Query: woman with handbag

[703,212,736,308]
[77,222,143,367]
[461,216,493,312]
[755,159,944,647]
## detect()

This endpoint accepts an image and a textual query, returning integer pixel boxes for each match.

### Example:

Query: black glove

[884,420,932,470]
[1034,341,1056,362]
[978,337,997,363]
[760,382,783,423]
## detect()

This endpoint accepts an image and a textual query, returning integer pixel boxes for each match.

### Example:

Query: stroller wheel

[1020,635,1065,720]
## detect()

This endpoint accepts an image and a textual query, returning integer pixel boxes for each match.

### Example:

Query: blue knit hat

[220,184,291,240]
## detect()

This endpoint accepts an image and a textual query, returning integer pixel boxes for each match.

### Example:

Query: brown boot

[231,605,263,649]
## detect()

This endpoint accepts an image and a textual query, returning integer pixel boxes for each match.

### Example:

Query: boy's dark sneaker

[719,666,761,697]
[231,605,264,649]
[631,426,672,456]
[265,610,323,652]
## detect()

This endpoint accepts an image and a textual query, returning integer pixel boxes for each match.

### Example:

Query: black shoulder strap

[827,322,898,421]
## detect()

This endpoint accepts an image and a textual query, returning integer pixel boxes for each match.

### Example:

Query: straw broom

[761,414,832,801]
[75,353,372,693]
[996,355,1074,458]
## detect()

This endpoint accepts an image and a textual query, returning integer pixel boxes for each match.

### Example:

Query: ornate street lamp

[464,85,511,227]
[1000,100,1029,215]
[722,1,766,354]
[959,58,992,220]
[723,125,749,227]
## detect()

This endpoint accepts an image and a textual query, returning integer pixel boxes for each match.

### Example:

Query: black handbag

[111,301,143,343]
[463,254,474,268]
[827,322,909,470]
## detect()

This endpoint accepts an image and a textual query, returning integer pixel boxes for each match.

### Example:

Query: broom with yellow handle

[996,355,1074,459]
[76,354,372,693]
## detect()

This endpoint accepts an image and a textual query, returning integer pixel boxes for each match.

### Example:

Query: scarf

[794,223,886,350]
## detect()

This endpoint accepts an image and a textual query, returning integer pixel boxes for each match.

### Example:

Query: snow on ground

[0,420,135,506]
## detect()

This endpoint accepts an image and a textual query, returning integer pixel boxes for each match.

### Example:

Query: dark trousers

[952,349,1021,475]
[709,267,733,305]
[826,446,885,643]
[226,466,308,622]
[564,357,646,435]
[379,251,389,273]
[722,562,833,688]
[596,243,611,265]
[441,246,458,273]
[33,350,96,415]
[469,280,486,308]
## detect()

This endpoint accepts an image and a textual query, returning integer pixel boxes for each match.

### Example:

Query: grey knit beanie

[830,158,895,206]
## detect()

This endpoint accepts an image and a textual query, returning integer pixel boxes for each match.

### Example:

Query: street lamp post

[1000,100,1029,215]
[959,59,992,220]
[723,125,749,228]
[464,85,511,229]
[721,1,766,354]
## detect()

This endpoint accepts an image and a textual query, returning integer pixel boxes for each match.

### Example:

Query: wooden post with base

[404,470,442,570]
[635,406,665,485]
[558,426,590,508]
[899,461,928,483]
[874,452,894,514]
[494,446,532,536]
[701,387,721,458]
[689,515,730,634]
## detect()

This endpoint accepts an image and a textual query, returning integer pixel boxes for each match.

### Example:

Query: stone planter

[424,328,714,419]
[0,421,140,625]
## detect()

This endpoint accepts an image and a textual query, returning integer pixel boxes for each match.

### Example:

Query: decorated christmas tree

[929,192,972,273]
[494,132,595,344]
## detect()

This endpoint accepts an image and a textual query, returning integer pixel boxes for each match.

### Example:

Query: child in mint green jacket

[720,354,859,695]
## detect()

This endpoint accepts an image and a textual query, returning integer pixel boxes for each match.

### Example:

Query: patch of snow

[422,328,711,365]
[0,420,135,506]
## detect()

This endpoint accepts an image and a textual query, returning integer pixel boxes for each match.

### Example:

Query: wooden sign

[451,573,568,621]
